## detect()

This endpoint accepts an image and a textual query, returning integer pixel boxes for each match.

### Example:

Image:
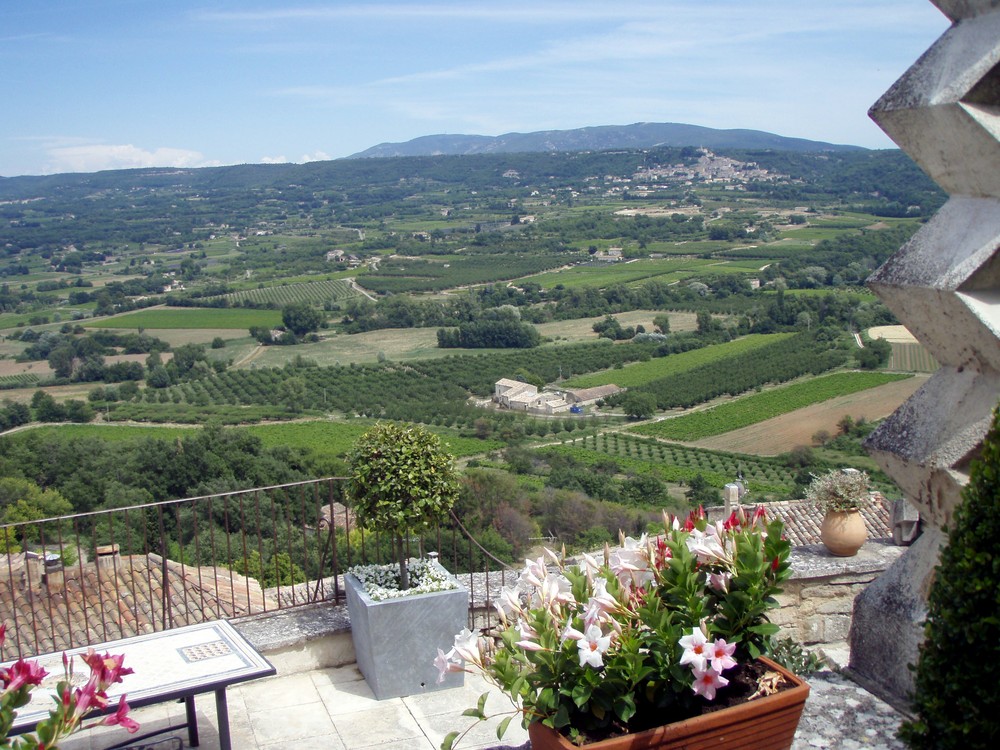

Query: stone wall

[775,542,904,653]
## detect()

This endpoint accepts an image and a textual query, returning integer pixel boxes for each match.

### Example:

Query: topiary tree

[348,422,459,590]
[898,403,1000,749]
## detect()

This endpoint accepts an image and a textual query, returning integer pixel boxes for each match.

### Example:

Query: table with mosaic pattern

[6,619,275,750]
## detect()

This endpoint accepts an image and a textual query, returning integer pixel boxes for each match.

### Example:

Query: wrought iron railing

[0,477,513,661]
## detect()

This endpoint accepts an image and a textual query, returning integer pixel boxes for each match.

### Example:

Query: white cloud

[44,143,217,174]
[260,155,289,164]
[300,151,331,163]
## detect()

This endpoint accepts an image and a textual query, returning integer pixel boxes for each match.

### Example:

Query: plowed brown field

[692,374,929,456]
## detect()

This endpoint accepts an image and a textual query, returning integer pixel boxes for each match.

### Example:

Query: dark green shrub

[899,403,1000,749]
[348,422,459,590]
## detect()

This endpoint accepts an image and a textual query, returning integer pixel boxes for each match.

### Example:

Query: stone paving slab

[47,663,908,750]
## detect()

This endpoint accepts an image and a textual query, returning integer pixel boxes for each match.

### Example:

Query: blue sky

[1,1,948,177]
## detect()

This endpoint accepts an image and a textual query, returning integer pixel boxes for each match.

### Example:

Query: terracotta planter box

[527,656,809,750]
[345,564,468,700]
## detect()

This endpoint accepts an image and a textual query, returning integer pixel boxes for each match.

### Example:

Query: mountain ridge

[348,121,863,158]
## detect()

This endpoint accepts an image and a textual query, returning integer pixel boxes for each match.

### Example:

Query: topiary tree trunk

[899,403,1000,749]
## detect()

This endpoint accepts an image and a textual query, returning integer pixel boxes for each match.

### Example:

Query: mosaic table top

[5,620,274,731]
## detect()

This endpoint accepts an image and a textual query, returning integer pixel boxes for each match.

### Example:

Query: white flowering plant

[348,557,458,602]
[437,506,791,749]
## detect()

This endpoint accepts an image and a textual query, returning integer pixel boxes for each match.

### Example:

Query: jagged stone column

[849,0,1000,706]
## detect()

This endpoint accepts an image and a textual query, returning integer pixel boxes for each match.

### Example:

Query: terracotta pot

[820,509,867,556]
[527,656,809,750]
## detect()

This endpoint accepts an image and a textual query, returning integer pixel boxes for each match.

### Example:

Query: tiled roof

[706,494,893,548]
[0,553,275,659]
[561,384,623,403]
[320,501,355,530]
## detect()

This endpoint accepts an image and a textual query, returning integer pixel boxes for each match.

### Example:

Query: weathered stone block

[805,614,851,645]
[870,13,1000,197]
[774,592,801,608]
[800,585,839,599]
[849,529,945,705]
[816,599,855,616]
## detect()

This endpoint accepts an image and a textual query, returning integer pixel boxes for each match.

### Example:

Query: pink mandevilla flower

[609,535,653,589]
[691,665,729,700]
[496,586,523,624]
[434,648,464,684]
[514,638,546,652]
[81,650,134,690]
[102,695,140,733]
[678,628,710,671]
[519,556,547,588]
[576,624,611,669]
[3,658,48,693]
[561,619,585,643]
[451,628,481,665]
[685,525,730,564]
[708,638,738,672]
[708,571,731,593]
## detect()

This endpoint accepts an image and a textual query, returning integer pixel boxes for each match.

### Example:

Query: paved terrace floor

[58,656,911,750]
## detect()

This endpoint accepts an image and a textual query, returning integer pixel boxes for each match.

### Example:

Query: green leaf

[440,730,459,750]
[614,694,637,723]
[497,715,513,739]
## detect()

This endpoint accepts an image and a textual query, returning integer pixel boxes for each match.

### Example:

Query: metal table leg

[185,695,199,747]
[215,688,231,750]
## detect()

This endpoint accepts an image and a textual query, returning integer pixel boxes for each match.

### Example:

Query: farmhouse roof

[560,384,623,403]
[495,378,526,390]
[0,552,273,657]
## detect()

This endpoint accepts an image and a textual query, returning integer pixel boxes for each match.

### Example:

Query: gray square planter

[345,563,468,700]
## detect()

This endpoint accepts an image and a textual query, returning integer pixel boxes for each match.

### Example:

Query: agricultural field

[562,334,792,389]
[0,351,52,379]
[231,327,447,368]
[887,342,937,372]
[535,311,698,343]
[548,433,798,496]
[528,257,738,290]
[247,420,501,460]
[0,373,41,389]
[88,307,282,330]
[632,371,913,441]
[693,373,929,456]
[203,278,361,307]
[869,325,938,372]
[357,253,567,294]
[10,423,199,442]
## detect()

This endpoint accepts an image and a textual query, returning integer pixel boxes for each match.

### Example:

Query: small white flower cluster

[349,558,459,601]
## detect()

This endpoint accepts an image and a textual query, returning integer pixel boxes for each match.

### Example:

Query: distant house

[326,249,345,262]
[596,247,624,262]
[494,379,538,410]
[494,379,576,414]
